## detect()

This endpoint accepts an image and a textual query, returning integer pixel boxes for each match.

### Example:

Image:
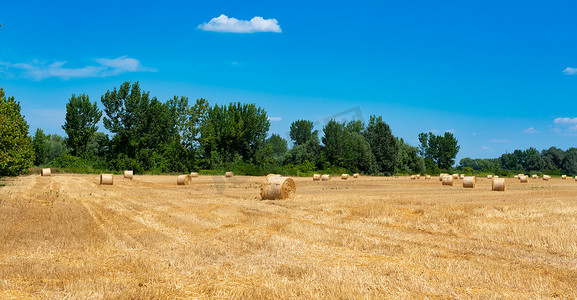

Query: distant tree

[33,128,48,165]
[562,148,577,176]
[45,134,68,164]
[418,131,459,169]
[364,116,398,175]
[542,147,565,170]
[0,88,34,176]
[289,120,318,146]
[267,134,288,158]
[63,94,102,157]
[321,120,346,167]
[523,147,541,171]
[397,138,425,174]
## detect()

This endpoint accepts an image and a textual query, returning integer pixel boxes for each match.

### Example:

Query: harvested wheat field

[1,174,576,298]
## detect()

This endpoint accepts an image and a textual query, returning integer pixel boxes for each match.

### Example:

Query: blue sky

[1,0,577,161]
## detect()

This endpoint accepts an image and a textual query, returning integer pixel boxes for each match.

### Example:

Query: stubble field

[0,174,576,299]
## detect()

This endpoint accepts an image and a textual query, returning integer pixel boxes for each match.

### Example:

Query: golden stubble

[0,174,576,299]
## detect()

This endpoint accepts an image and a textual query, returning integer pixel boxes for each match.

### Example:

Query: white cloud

[491,139,510,143]
[0,56,156,80]
[428,129,439,134]
[198,14,281,33]
[522,127,539,134]
[480,145,493,151]
[563,67,577,75]
[472,132,477,136]
[445,129,456,133]
[268,116,282,122]
[553,117,577,124]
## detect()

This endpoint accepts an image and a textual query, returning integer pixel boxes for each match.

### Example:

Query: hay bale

[562,175,567,180]
[452,174,459,179]
[225,172,234,178]
[462,176,476,188]
[266,174,280,180]
[532,174,538,179]
[487,175,493,179]
[341,174,350,180]
[353,173,359,178]
[100,174,113,185]
[514,175,519,179]
[494,175,499,179]
[313,174,321,181]
[41,168,51,176]
[439,173,449,181]
[425,175,431,179]
[519,175,529,183]
[492,178,505,191]
[460,174,465,179]
[442,175,454,186]
[575,176,577,181]
[410,175,416,180]
[416,174,421,179]
[191,172,200,177]
[177,174,192,185]
[260,176,296,200]
[124,170,133,179]
[543,175,551,181]
[321,174,331,181]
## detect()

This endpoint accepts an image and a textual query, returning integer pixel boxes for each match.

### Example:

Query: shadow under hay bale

[261,176,296,200]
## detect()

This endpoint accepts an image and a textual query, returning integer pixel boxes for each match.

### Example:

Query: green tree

[364,116,398,175]
[0,88,35,176]
[63,94,102,157]
[33,128,48,165]
[418,131,460,169]
[562,148,577,176]
[289,120,318,146]
[397,138,425,174]
[45,134,68,163]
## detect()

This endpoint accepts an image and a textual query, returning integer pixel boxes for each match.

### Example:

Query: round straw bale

[562,175,567,180]
[439,173,449,181]
[460,174,465,179]
[519,175,529,183]
[487,175,493,179]
[41,168,51,176]
[313,174,321,181]
[191,172,200,177]
[492,178,505,191]
[425,175,431,179]
[542,175,550,181]
[463,176,476,188]
[124,170,133,179]
[575,176,577,181]
[341,174,350,180]
[416,174,421,179]
[514,175,519,179]
[532,174,538,179]
[452,174,459,179]
[225,172,234,178]
[100,174,113,185]
[494,175,499,179]
[353,173,359,178]
[442,175,454,186]
[410,175,416,180]
[321,174,331,181]
[177,174,192,185]
[260,176,296,200]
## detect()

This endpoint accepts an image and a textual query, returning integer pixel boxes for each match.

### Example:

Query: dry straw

[452,174,459,179]
[519,175,529,183]
[177,174,192,185]
[41,168,51,176]
[260,176,296,200]
[341,174,350,180]
[190,172,199,177]
[463,176,476,188]
[225,172,234,178]
[532,174,538,179]
[266,174,280,180]
[460,174,465,179]
[562,175,567,180]
[425,175,431,179]
[353,173,359,178]
[410,175,416,180]
[312,174,321,181]
[100,174,113,185]
[321,174,331,181]
[487,175,493,179]
[442,175,454,186]
[492,178,505,191]
[575,176,577,181]
[124,170,133,179]
[543,175,551,181]
[416,174,421,179]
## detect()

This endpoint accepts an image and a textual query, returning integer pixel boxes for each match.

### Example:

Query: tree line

[5,83,574,177]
